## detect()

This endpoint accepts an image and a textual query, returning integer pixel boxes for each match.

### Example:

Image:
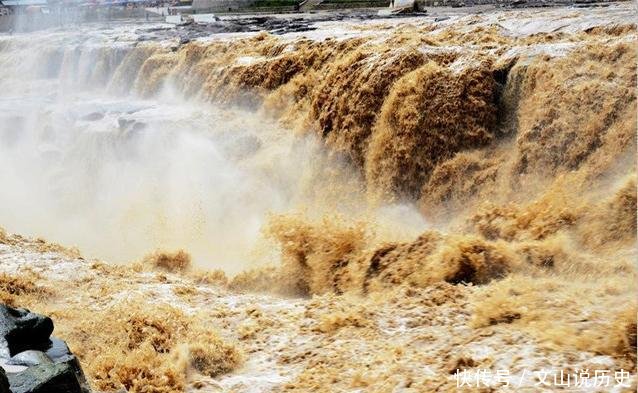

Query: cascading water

[0,26,425,272]
[0,7,636,392]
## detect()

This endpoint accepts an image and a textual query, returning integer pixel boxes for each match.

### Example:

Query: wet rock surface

[0,369,8,393]
[0,305,90,393]
[182,16,319,35]
[138,16,321,41]
[7,359,89,393]
[7,351,52,368]
[136,10,425,42]
[0,306,53,359]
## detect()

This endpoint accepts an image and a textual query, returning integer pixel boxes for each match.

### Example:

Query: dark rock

[0,305,53,358]
[131,122,147,132]
[44,337,73,363]
[7,357,90,393]
[0,305,91,393]
[7,350,52,367]
[0,368,9,393]
[80,112,105,121]
[117,118,135,130]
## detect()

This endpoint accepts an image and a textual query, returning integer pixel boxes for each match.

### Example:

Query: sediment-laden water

[0,5,636,392]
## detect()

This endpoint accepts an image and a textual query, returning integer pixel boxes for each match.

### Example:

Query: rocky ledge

[0,305,90,393]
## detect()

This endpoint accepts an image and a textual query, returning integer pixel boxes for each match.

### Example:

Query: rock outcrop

[0,305,90,393]
[0,368,9,393]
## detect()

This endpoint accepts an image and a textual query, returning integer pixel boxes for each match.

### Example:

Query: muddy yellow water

[0,4,635,393]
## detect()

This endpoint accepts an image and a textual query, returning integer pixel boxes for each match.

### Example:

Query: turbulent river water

[0,6,636,392]
[0,25,425,272]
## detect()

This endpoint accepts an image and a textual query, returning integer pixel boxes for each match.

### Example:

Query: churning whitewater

[0,3,636,393]
[0,25,427,272]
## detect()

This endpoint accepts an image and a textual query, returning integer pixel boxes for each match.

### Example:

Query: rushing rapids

[0,4,636,393]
